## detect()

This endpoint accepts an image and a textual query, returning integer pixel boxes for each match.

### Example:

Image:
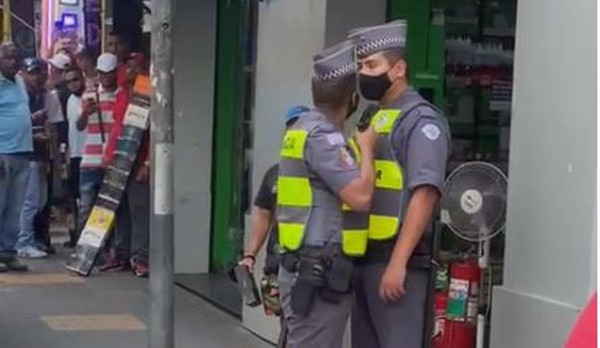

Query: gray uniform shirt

[389,89,451,255]
[301,111,360,246]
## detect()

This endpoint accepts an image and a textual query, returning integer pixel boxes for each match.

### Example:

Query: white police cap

[312,40,357,82]
[347,20,407,57]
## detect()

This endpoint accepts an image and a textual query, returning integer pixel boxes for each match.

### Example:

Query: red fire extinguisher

[432,292,448,348]
[441,259,480,348]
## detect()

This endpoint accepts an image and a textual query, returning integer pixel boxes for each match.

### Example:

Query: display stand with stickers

[66,75,151,277]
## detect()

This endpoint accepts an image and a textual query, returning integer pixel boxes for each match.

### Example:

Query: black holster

[290,254,324,316]
[287,246,355,315]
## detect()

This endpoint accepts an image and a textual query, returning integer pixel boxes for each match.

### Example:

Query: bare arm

[77,110,90,131]
[244,206,273,258]
[388,185,440,268]
[77,100,97,131]
[338,148,374,211]
[47,122,59,159]
[338,128,377,211]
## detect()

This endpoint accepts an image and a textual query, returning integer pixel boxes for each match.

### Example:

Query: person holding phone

[76,53,119,235]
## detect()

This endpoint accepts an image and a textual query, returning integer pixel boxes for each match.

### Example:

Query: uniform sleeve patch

[421,124,441,140]
[326,132,346,146]
[339,147,356,170]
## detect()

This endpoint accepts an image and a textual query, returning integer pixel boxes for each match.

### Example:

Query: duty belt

[358,239,433,269]
[280,244,342,273]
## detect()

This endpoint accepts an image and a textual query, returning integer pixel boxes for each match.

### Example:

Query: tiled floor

[0,246,272,348]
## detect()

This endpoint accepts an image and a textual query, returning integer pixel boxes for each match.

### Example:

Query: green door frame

[388,0,445,107]
[211,0,245,272]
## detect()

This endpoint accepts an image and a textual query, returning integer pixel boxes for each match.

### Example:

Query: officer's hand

[355,126,378,153]
[238,255,255,273]
[379,263,407,302]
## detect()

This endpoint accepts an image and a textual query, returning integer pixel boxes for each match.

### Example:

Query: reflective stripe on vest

[368,109,404,240]
[277,129,368,256]
[342,138,368,256]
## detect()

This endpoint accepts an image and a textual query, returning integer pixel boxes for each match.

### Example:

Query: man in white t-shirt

[64,66,86,247]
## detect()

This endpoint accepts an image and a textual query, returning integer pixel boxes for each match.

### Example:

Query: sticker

[86,207,115,231]
[339,147,355,170]
[421,123,441,140]
[123,104,150,128]
[79,207,115,248]
[326,132,345,146]
[374,114,389,132]
[461,189,483,214]
[154,143,174,215]
[79,229,104,248]
[440,209,452,224]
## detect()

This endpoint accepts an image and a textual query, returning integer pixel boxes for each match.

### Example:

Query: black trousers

[34,168,52,248]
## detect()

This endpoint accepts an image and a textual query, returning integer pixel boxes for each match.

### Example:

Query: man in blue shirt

[0,43,33,272]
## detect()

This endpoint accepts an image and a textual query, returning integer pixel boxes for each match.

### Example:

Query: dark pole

[150,0,174,347]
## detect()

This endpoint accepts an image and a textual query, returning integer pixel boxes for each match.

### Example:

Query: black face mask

[359,72,392,101]
[346,92,359,119]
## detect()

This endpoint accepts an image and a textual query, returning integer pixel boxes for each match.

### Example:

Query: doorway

[175,0,259,318]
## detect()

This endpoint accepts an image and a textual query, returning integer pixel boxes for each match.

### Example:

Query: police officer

[347,20,451,348]
[277,41,378,348]
[238,105,308,348]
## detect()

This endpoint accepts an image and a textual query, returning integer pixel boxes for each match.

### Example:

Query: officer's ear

[389,59,407,81]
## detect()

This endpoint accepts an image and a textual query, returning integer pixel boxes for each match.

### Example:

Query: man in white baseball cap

[48,53,71,71]
[48,52,73,121]
[76,52,120,252]
[96,52,118,74]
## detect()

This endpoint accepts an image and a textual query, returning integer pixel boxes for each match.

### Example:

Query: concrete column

[490,0,596,347]
[172,0,216,274]
[243,0,386,343]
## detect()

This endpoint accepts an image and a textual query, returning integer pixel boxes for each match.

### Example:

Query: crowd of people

[0,32,150,277]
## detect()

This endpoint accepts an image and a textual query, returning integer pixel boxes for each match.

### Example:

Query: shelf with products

[441,0,516,169]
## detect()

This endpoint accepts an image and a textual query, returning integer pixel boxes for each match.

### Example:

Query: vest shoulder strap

[390,97,443,138]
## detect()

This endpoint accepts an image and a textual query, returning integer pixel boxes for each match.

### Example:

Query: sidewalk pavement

[0,244,272,348]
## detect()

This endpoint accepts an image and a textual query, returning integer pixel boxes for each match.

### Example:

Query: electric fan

[440,161,508,348]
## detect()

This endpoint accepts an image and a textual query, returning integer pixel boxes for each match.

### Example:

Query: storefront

[167,0,595,347]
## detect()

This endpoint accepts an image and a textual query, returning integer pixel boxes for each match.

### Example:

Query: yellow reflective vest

[367,109,405,241]
[277,118,368,257]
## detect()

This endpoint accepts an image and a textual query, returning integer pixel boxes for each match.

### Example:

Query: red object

[442,320,476,348]
[432,292,448,348]
[103,77,149,171]
[447,259,480,323]
[439,259,479,348]
[564,292,597,348]
[116,64,128,89]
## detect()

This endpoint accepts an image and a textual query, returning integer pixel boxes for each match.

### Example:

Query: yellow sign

[86,207,115,231]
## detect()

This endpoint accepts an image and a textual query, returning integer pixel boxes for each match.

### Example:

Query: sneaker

[17,246,48,259]
[36,243,55,255]
[4,259,29,272]
[98,257,129,273]
[63,240,77,248]
[131,259,149,278]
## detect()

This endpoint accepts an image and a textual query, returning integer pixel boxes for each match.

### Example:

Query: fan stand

[476,226,491,348]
